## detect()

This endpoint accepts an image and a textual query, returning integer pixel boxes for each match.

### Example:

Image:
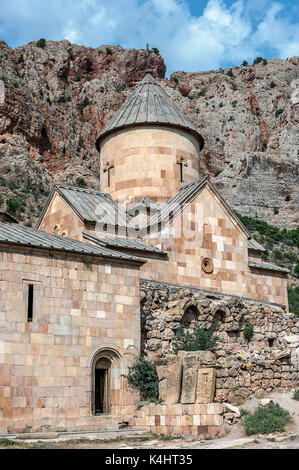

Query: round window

[202,257,214,274]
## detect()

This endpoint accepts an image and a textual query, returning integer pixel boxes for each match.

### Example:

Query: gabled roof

[0,221,145,264]
[37,184,131,228]
[83,232,167,256]
[248,260,289,274]
[248,238,265,252]
[0,210,18,223]
[96,71,204,150]
[140,177,250,238]
[127,197,160,216]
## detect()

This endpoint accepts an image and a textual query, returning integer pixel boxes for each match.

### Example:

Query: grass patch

[243,402,291,435]
[0,438,19,447]
[293,390,299,401]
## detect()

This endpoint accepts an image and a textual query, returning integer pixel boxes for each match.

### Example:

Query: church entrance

[94,357,111,414]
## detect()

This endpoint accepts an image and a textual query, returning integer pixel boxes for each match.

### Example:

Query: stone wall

[141,280,299,404]
[134,402,224,437]
[139,183,289,308]
[0,245,141,433]
[99,125,201,205]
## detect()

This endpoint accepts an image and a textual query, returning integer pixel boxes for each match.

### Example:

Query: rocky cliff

[0,39,298,228]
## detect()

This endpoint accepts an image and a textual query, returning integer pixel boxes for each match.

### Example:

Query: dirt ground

[1,389,298,450]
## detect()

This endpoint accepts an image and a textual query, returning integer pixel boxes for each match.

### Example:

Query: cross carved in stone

[104,162,114,187]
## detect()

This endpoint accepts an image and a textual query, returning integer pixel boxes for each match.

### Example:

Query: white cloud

[0,0,298,73]
[252,2,299,58]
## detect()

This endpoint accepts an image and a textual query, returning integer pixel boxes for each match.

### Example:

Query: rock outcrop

[0,39,298,227]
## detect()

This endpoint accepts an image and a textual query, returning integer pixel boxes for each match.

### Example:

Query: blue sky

[0,0,298,75]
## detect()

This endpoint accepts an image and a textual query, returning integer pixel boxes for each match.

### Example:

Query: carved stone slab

[196,368,216,403]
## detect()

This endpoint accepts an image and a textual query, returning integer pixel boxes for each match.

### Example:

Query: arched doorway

[90,348,122,415]
[95,357,111,414]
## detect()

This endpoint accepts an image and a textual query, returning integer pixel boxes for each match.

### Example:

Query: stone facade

[99,126,201,205]
[38,182,289,309]
[141,281,299,404]
[38,190,85,240]
[134,402,224,437]
[0,244,142,433]
[141,184,288,307]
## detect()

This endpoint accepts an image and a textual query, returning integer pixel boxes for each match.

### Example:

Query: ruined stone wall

[141,281,299,404]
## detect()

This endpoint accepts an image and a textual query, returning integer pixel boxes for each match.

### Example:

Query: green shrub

[152,47,160,55]
[275,108,284,118]
[172,323,219,354]
[78,97,91,109]
[241,60,248,66]
[0,438,18,447]
[293,390,299,401]
[234,213,299,248]
[0,176,6,186]
[6,197,23,215]
[172,76,179,84]
[36,38,46,49]
[243,324,253,341]
[227,68,234,77]
[74,73,82,82]
[288,285,299,317]
[270,81,276,88]
[214,169,222,177]
[232,100,237,108]
[78,136,84,147]
[0,195,3,207]
[294,264,299,277]
[106,47,112,55]
[198,89,206,97]
[253,56,264,65]
[74,177,87,188]
[244,402,291,435]
[17,54,24,64]
[274,207,279,215]
[126,355,159,400]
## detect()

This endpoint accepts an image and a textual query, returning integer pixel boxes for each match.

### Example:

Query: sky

[0,0,298,75]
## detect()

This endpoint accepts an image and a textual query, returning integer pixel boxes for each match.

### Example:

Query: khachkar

[134,352,224,437]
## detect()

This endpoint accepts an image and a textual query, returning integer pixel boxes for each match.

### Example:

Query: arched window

[182,305,199,326]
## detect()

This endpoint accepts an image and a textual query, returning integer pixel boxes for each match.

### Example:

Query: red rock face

[0,39,298,228]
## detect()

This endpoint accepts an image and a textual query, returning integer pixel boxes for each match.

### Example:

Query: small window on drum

[202,257,214,274]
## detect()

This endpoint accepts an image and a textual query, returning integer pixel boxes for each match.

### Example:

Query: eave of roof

[0,221,145,264]
[248,238,266,252]
[83,232,167,256]
[248,260,289,274]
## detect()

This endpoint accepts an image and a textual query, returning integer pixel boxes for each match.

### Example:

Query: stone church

[0,71,293,435]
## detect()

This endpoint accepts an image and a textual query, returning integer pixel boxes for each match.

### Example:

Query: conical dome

[96,71,204,151]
